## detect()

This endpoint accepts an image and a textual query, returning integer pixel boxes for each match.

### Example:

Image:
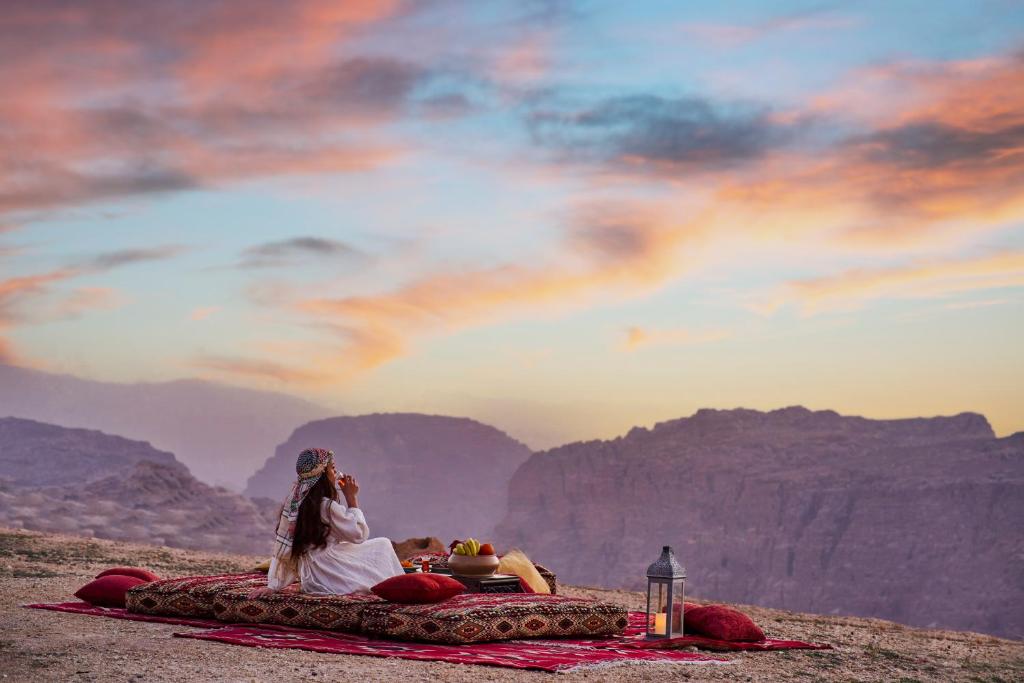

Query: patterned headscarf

[273,447,335,562]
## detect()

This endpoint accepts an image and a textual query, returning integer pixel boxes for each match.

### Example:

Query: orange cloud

[172,201,712,385]
[193,354,321,384]
[756,250,1024,316]
[217,202,710,382]
[0,245,184,359]
[53,287,123,319]
[721,51,1024,249]
[190,306,221,321]
[622,325,731,351]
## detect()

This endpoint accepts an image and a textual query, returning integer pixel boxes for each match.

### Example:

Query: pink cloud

[190,306,221,321]
[755,250,1024,316]
[0,1,417,218]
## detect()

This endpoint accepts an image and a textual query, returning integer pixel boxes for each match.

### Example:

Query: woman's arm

[325,498,370,544]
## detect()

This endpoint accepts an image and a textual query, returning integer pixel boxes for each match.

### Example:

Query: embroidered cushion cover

[213,588,383,631]
[76,575,148,608]
[125,573,268,618]
[361,593,628,644]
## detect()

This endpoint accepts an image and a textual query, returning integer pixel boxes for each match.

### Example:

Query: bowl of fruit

[448,538,499,576]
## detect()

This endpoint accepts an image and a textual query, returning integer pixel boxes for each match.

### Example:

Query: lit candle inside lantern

[653,612,667,635]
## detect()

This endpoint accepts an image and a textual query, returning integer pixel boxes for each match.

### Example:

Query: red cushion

[95,566,160,583]
[371,573,465,604]
[75,575,148,608]
[518,577,535,594]
[684,604,765,642]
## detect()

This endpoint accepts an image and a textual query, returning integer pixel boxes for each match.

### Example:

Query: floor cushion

[96,566,161,582]
[76,575,148,608]
[685,604,765,642]
[126,573,267,618]
[371,573,465,604]
[361,593,628,644]
[213,588,383,631]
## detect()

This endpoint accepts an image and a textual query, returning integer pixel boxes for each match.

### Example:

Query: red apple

[479,543,496,556]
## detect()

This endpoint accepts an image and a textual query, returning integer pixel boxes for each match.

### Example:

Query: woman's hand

[342,473,359,506]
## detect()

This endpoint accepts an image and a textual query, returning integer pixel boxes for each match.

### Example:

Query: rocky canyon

[495,407,1024,639]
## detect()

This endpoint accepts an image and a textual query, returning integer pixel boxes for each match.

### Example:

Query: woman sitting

[264,447,404,595]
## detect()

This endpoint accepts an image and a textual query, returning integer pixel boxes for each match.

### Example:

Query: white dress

[268,498,404,595]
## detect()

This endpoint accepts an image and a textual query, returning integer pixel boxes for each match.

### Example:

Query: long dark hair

[290,475,338,560]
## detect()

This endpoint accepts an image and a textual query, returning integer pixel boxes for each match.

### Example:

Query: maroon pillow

[684,604,765,642]
[75,575,148,608]
[371,573,465,604]
[95,566,160,583]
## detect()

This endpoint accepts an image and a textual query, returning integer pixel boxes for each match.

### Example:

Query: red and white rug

[25,602,828,672]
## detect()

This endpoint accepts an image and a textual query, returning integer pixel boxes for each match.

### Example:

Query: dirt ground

[1,527,1021,682]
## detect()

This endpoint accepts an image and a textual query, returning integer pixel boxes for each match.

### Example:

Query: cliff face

[0,364,327,488]
[494,407,1023,639]
[246,413,532,543]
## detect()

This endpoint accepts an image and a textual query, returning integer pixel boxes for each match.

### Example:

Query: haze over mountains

[0,417,276,554]
[495,407,1024,639]
[246,413,532,543]
[0,364,328,488]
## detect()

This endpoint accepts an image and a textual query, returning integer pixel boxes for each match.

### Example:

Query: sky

[1,0,1023,447]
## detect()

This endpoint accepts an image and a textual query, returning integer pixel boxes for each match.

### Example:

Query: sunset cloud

[281,203,709,379]
[189,306,221,322]
[0,244,187,357]
[757,251,1024,316]
[193,354,320,384]
[239,237,361,269]
[529,94,791,174]
[622,325,731,351]
[678,8,858,48]
[0,2,428,218]
[81,245,190,271]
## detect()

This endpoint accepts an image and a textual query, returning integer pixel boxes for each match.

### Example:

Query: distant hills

[0,416,184,487]
[0,364,328,488]
[246,413,532,543]
[0,418,277,554]
[494,406,1024,639]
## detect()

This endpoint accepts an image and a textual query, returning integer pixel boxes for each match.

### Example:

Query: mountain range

[494,406,1024,638]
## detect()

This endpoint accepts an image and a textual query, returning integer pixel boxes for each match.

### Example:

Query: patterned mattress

[213,588,382,631]
[125,573,267,618]
[126,572,623,644]
[360,593,627,644]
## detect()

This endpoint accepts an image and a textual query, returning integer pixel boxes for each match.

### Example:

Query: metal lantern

[645,545,686,639]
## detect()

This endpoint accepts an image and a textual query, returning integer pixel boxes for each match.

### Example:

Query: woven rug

[24,602,725,673]
[173,623,726,672]
[24,601,223,629]
[24,602,828,671]
[527,611,832,652]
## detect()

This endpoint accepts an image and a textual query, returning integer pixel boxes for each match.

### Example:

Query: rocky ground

[1,527,1021,682]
